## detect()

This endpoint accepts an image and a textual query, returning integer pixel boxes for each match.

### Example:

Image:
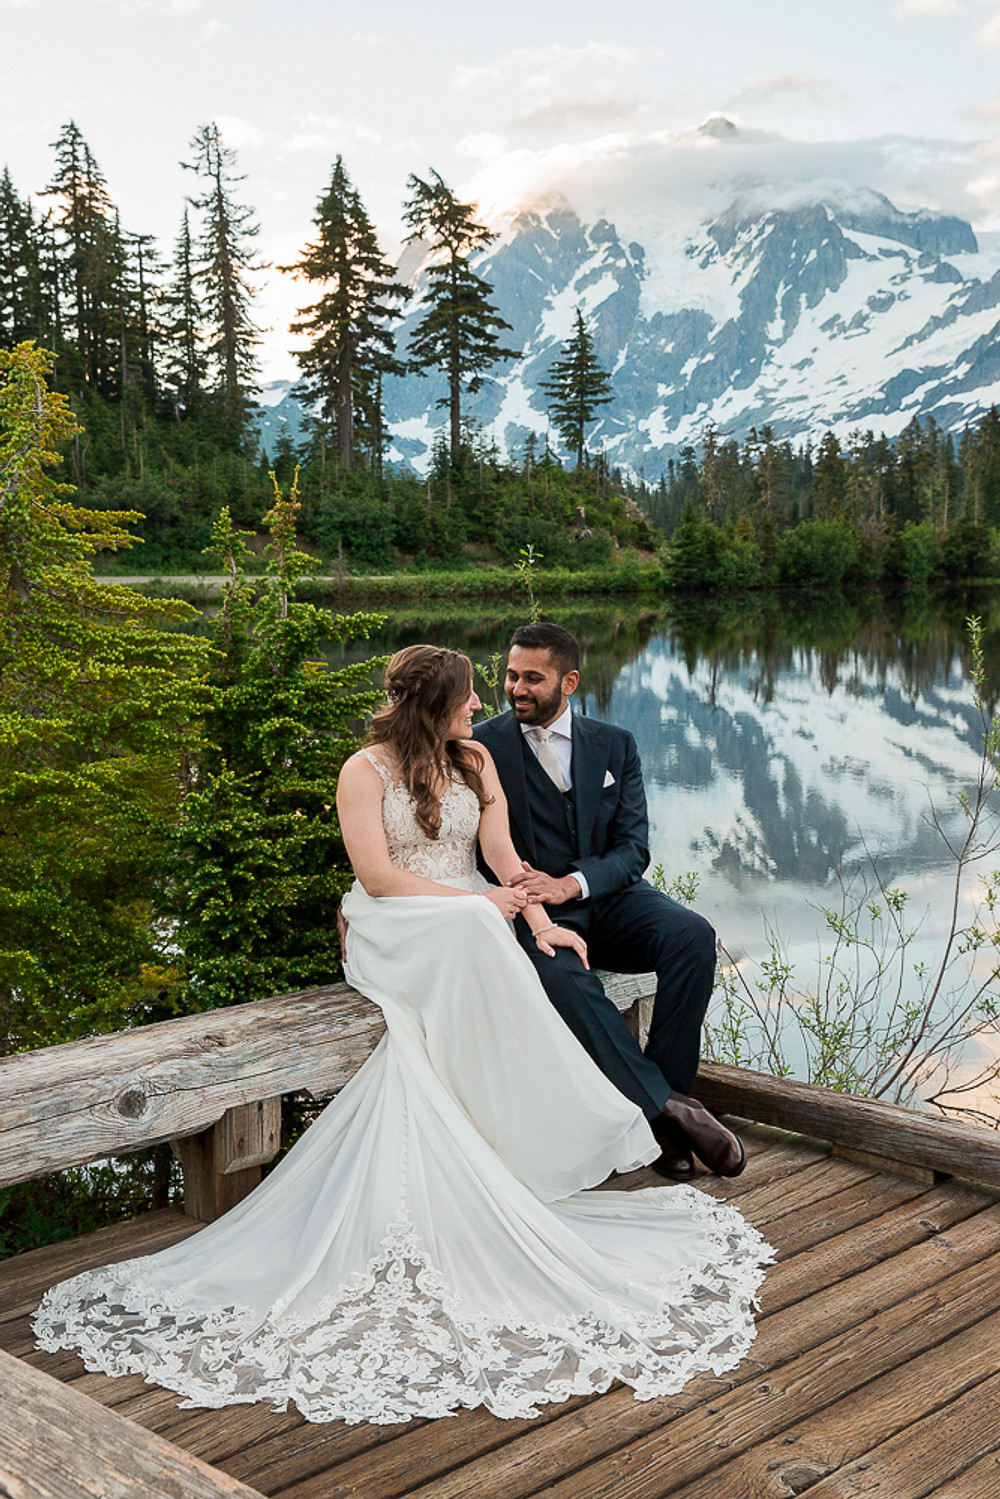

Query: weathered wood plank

[0,977,646,1195]
[758,1172,929,1262]
[800,1369,1000,1498]
[217,1413,422,1495]
[0,984,385,1188]
[663,1307,1000,1498]
[0,1347,266,1499]
[924,1451,1000,1497]
[377,1199,1000,1499]
[695,1060,1000,1188]
[147,1403,310,1472]
[705,1155,878,1223]
[214,1097,282,1175]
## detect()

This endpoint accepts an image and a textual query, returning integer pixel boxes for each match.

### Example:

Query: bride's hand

[534,924,589,970]
[484,886,529,920]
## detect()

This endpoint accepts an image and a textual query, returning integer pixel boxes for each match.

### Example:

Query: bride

[34,645,772,1426]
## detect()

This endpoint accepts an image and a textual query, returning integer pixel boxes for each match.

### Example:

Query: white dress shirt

[520,705,590,900]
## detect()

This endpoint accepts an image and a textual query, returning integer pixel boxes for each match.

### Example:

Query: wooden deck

[5,1119,1000,1499]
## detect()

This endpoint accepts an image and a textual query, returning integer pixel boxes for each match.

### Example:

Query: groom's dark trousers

[473,709,716,1119]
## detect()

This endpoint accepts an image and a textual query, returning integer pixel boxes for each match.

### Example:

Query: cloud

[203,16,225,39]
[284,112,413,156]
[510,94,642,136]
[455,132,508,163]
[467,119,997,237]
[454,42,639,92]
[976,7,1000,46]
[895,0,965,14]
[214,114,261,151]
[727,73,850,111]
[968,94,1000,122]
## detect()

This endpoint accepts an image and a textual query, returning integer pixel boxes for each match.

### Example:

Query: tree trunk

[336,341,353,467]
[450,363,461,460]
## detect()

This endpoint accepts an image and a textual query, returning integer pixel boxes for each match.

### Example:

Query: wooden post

[172,1098,281,1222]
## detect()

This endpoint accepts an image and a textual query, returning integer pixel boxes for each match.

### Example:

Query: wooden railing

[3,976,1000,1223]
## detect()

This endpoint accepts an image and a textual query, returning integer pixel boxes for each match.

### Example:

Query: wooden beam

[0,985,385,1190]
[172,1098,282,1221]
[0,1347,265,1498]
[696,1061,1000,1189]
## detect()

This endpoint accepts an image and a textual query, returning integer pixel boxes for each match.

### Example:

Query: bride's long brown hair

[367,645,492,838]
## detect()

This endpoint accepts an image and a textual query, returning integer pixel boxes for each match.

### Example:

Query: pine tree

[0,343,211,1050]
[183,122,263,451]
[967,405,1000,528]
[402,170,519,460]
[539,308,613,468]
[160,207,207,417]
[811,431,849,518]
[700,424,725,522]
[42,122,125,398]
[0,168,55,349]
[286,156,407,470]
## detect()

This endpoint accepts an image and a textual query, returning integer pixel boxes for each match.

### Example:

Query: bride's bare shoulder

[340,748,399,787]
[467,740,497,774]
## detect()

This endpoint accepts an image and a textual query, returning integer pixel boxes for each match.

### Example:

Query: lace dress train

[34,756,772,1424]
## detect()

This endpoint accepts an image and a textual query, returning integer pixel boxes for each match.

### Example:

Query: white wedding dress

[34,754,772,1425]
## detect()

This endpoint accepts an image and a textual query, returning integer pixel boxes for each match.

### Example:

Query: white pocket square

[603,770,615,788]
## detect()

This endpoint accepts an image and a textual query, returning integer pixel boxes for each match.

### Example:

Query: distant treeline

[651,418,1000,590]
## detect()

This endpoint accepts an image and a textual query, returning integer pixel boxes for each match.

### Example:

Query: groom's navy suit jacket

[472,709,650,905]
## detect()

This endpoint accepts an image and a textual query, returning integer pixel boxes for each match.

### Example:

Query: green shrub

[778,518,864,588]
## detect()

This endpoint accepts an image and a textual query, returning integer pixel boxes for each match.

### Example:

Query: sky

[5,0,1000,379]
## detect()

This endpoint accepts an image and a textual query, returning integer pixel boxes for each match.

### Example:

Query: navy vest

[521,736,578,876]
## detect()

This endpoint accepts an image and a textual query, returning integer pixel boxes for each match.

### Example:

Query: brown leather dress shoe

[648,1114,696,1181]
[658,1092,747,1178]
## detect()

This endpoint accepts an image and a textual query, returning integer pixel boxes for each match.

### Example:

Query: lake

[325,584,1000,1119]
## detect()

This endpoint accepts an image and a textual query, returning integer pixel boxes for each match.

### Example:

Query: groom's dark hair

[510,623,580,677]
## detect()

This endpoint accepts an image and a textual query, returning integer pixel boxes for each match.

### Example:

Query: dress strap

[361,749,395,788]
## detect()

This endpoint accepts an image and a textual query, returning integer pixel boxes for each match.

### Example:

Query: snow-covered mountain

[383,164,1000,475]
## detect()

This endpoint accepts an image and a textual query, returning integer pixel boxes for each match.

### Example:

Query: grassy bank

[128,557,665,605]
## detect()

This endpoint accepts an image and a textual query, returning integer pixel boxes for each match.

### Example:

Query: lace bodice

[362,750,481,884]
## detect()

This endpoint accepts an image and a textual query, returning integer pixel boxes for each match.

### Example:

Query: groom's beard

[507,683,565,726]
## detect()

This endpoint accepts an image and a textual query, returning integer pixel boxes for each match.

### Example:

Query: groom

[473,622,745,1180]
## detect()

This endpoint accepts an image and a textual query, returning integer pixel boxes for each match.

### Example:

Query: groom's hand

[508,861,581,905]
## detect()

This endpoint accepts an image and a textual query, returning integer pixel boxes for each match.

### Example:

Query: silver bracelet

[532,922,559,939]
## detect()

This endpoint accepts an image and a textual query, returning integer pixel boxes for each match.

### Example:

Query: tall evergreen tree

[967,405,1000,528]
[402,170,518,460]
[183,122,262,451]
[539,308,613,468]
[0,169,55,349]
[286,156,407,470]
[160,207,207,418]
[43,122,125,397]
[811,431,849,518]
